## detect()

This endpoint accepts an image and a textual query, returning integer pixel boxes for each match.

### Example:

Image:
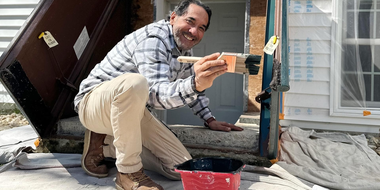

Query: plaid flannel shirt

[74,20,213,122]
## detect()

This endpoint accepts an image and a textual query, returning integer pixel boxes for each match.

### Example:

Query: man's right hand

[193,53,227,92]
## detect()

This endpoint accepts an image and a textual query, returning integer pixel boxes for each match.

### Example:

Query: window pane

[347,0,375,10]
[341,74,373,106]
[364,74,371,101]
[347,0,355,10]
[341,0,380,109]
[341,74,364,102]
[341,74,357,102]
[359,0,374,10]
[343,45,372,72]
[375,46,380,72]
[359,45,372,72]
[346,11,374,38]
[375,75,380,101]
[346,12,355,38]
[341,73,365,106]
[377,11,380,38]
[343,45,356,72]
[358,11,373,38]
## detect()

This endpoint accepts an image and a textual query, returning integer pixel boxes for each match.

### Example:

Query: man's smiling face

[170,3,209,51]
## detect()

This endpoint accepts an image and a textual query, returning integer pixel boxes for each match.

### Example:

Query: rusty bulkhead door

[0,0,131,138]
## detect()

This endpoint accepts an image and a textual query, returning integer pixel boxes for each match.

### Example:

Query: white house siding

[0,0,40,103]
[280,0,380,133]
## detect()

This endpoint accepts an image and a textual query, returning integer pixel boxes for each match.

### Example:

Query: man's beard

[173,30,198,51]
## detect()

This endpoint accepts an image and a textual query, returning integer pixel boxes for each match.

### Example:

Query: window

[333,0,380,116]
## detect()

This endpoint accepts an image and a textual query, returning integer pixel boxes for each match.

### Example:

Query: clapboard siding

[287,81,330,95]
[289,53,330,67]
[290,27,332,40]
[283,0,333,124]
[0,0,40,5]
[288,40,331,53]
[281,0,380,133]
[0,0,39,103]
[289,14,332,27]
[288,0,332,13]
[0,0,39,54]
[288,67,330,81]
[284,93,330,109]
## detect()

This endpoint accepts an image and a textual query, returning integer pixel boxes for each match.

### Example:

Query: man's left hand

[207,120,244,132]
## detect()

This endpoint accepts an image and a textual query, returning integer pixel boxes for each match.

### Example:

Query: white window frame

[331,0,380,117]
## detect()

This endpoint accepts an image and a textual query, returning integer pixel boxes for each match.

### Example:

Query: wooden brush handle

[177,56,202,63]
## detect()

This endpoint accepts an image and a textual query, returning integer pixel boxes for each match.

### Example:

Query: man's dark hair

[173,0,212,31]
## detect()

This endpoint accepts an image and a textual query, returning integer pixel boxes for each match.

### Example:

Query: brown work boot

[81,129,108,177]
[115,168,164,190]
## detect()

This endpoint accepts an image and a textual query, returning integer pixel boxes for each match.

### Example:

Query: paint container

[174,157,245,190]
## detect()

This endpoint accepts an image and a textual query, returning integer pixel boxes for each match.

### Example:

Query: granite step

[48,115,270,166]
[238,112,260,125]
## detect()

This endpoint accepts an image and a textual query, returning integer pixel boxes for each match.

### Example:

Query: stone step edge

[169,125,259,150]
[238,112,260,125]
[57,117,260,152]
[35,137,269,166]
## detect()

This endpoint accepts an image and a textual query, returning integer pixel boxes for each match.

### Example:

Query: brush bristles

[230,54,261,75]
[244,55,261,75]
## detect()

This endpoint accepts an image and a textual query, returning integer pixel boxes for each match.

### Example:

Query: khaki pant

[78,73,191,180]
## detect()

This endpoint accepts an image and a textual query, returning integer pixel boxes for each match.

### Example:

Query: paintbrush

[177,52,261,75]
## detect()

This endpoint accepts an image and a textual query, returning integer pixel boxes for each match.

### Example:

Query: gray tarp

[278,126,380,190]
[0,125,37,172]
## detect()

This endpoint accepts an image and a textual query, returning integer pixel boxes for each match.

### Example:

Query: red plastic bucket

[174,157,245,190]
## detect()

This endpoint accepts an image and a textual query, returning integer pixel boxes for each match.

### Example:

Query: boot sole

[81,129,108,178]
